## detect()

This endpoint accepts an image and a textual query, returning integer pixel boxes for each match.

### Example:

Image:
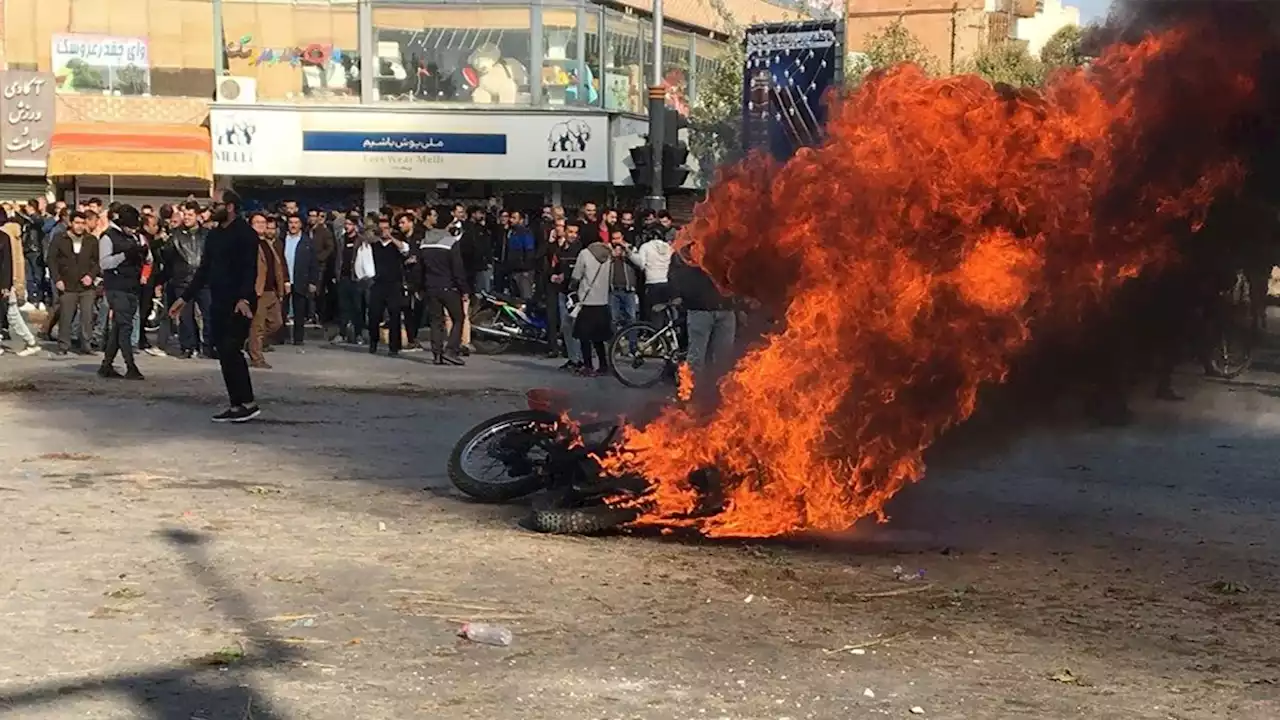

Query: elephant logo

[547,119,591,153]
[218,118,256,148]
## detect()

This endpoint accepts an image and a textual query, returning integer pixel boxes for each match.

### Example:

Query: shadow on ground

[0,529,296,719]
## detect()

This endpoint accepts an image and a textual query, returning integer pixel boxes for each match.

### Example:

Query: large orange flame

[601,24,1264,538]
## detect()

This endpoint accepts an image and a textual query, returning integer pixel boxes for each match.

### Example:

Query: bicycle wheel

[609,323,672,389]
[1203,273,1254,379]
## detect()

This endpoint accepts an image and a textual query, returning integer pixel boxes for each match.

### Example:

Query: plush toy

[466,43,528,104]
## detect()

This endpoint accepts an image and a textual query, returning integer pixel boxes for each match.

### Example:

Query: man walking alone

[168,191,260,423]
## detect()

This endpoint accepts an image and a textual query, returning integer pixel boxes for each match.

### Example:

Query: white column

[363,178,381,214]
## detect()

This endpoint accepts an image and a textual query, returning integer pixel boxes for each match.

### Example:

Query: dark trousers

[337,277,368,342]
[426,287,464,353]
[136,284,155,349]
[102,289,139,369]
[214,303,255,407]
[174,286,213,353]
[288,292,311,343]
[402,291,424,344]
[367,281,403,353]
[58,289,95,351]
[544,282,560,352]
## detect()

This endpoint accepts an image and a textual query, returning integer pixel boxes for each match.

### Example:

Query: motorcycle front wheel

[448,410,559,502]
[469,305,512,355]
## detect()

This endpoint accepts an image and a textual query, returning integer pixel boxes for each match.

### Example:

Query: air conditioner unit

[216,76,257,104]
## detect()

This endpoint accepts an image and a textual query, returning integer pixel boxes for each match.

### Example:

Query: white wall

[1016,0,1082,57]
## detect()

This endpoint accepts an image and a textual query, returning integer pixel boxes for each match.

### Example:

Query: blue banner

[741,20,841,161]
[302,131,507,155]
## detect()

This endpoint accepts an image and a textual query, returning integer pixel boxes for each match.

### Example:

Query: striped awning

[48,123,213,183]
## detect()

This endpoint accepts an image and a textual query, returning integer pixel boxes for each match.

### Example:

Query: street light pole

[645,0,666,211]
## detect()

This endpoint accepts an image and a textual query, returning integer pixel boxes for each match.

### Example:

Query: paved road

[0,344,1276,719]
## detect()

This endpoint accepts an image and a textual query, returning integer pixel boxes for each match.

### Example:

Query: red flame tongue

[601,23,1262,538]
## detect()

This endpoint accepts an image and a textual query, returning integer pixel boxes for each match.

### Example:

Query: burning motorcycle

[468,292,550,355]
[447,389,646,533]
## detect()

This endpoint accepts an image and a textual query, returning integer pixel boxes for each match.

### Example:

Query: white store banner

[210,108,609,183]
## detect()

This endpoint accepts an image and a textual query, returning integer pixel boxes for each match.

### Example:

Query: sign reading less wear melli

[0,71,55,176]
[209,109,609,183]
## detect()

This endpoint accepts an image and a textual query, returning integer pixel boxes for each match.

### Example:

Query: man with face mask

[97,204,150,380]
[48,211,99,355]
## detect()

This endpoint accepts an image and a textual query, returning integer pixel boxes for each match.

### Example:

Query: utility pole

[645,0,667,211]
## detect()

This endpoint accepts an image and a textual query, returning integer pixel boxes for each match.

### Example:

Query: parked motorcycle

[447,389,643,533]
[468,292,549,355]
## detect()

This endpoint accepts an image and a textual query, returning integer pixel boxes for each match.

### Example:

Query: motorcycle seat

[485,291,527,307]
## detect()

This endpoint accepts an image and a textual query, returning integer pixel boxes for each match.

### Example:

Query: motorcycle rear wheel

[469,305,512,355]
[527,496,638,535]
[448,410,559,502]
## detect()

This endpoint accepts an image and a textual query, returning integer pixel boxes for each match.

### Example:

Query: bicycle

[1200,268,1256,379]
[608,298,686,388]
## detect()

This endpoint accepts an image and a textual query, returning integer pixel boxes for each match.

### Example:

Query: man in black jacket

[670,248,737,387]
[97,205,150,380]
[160,201,211,358]
[419,221,469,365]
[395,212,426,350]
[169,191,261,423]
[367,216,411,357]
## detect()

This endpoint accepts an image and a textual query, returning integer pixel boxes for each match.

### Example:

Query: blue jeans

[473,267,493,295]
[93,295,108,348]
[609,290,638,332]
[24,253,43,304]
[557,292,583,364]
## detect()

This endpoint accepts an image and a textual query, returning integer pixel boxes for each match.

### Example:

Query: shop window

[602,11,645,114]
[541,9,599,107]
[372,5,533,104]
[4,0,216,98]
[662,29,692,115]
[220,0,361,103]
[693,37,726,104]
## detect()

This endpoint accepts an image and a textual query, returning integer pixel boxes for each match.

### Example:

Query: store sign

[0,71,55,176]
[209,109,609,183]
[52,34,151,95]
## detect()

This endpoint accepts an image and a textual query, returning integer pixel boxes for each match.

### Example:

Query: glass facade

[0,0,726,111]
[371,4,533,103]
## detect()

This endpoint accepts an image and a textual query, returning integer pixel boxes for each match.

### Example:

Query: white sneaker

[16,345,41,357]
[144,347,166,357]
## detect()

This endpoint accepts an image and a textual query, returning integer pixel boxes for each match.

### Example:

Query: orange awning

[48,123,212,183]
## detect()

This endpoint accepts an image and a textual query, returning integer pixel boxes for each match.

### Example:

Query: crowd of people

[0,192,742,393]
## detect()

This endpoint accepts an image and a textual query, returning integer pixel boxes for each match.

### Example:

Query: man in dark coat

[169,191,261,423]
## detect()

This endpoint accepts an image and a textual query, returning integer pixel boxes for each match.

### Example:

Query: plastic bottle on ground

[458,622,513,647]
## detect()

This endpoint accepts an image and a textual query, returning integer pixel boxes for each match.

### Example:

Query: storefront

[47,122,213,205]
[209,105,610,211]
[0,70,55,202]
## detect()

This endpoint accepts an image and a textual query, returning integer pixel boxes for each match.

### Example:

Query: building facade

[0,0,795,210]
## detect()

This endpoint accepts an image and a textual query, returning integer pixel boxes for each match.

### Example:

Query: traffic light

[628,139,653,189]
[662,143,690,190]
[661,108,691,191]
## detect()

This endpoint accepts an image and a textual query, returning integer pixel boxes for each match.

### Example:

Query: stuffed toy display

[463,43,529,104]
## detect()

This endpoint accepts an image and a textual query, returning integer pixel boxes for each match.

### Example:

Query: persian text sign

[0,71,55,176]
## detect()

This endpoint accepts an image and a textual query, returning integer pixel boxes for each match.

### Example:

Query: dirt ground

[0,343,1277,719]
